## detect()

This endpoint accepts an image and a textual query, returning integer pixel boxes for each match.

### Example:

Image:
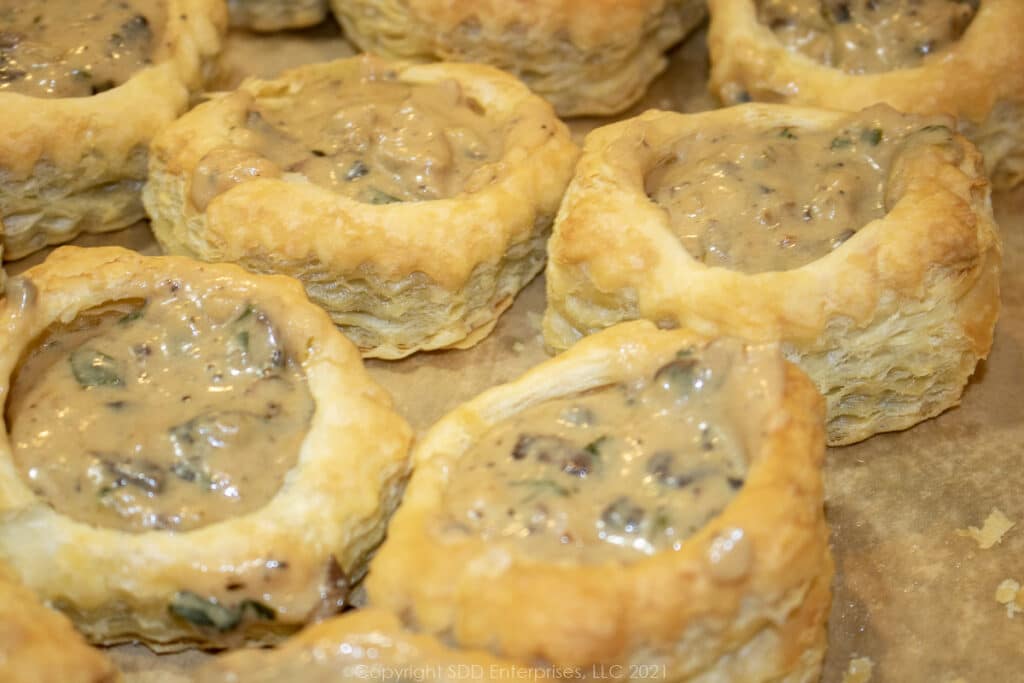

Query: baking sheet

[7,20,1024,683]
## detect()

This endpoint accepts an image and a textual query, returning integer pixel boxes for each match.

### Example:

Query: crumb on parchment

[995,579,1023,619]
[957,508,1015,549]
[841,657,874,683]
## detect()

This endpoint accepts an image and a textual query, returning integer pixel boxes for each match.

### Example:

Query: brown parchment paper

[7,20,1024,683]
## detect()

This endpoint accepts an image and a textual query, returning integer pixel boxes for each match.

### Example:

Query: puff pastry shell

[329,0,708,117]
[707,0,1024,189]
[144,56,579,359]
[0,247,412,650]
[0,0,227,262]
[228,0,329,31]
[365,321,832,683]
[543,105,1001,446]
[196,608,521,682]
[0,563,120,683]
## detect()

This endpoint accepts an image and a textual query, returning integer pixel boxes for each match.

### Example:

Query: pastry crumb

[957,508,1015,549]
[995,578,1023,619]
[841,656,874,683]
[512,341,525,353]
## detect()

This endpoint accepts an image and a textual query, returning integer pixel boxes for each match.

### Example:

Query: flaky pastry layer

[0,0,227,260]
[543,105,1001,445]
[707,0,1024,189]
[0,247,412,650]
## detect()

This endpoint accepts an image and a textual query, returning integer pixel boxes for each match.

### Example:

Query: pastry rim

[143,55,579,359]
[542,104,1001,445]
[0,246,413,649]
[365,320,831,679]
[0,0,228,260]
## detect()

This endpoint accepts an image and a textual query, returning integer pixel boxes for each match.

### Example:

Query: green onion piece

[168,592,242,631]
[168,593,276,632]
[365,188,402,205]
[584,436,609,458]
[861,128,883,145]
[70,348,123,387]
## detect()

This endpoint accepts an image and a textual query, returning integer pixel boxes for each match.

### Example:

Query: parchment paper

[8,20,1023,683]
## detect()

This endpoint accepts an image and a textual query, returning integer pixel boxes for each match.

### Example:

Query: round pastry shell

[0,246,413,650]
[330,0,707,117]
[0,0,228,260]
[365,320,832,682]
[543,105,1001,446]
[144,55,580,359]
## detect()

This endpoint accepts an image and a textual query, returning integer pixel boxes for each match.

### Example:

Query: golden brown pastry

[0,246,412,650]
[707,0,1024,189]
[329,0,708,117]
[0,564,120,683]
[0,0,227,261]
[144,55,579,359]
[366,321,832,682]
[195,608,524,682]
[228,0,329,31]
[543,104,1001,446]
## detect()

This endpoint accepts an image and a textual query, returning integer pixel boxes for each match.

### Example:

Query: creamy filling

[7,289,313,533]
[646,105,942,273]
[190,61,501,209]
[0,0,165,98]
[758,0,978,73]
[438,339,781,563]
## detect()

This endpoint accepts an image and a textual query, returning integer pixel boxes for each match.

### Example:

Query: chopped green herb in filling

[169,591,276,632]
[440,339,773,562]
[646,105,948,273]
[0,0,165,98]
[229,67,502,206]
[7,293,314,533]
[758,0,978,74]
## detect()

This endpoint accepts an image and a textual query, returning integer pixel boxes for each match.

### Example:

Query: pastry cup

[365,321,832,682]
[196,608,521,682]
[0,0,227,261]
[0,564,120,683]
[543,105,1001,446]
[144,56,579,359]
[329,0,708,117]
[0,246,412,650]
[228,0,329,31]
[707,0,1024,189]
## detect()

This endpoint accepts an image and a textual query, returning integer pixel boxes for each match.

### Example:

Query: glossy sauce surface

[7,291,313,533]
[191,61,501,209]
[439,340,782,563]
[758,0,977,73]
[647,106,937,273]
[0,0,164,98]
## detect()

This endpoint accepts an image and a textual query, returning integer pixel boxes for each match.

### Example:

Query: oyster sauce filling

[7,289,313,533]
[190,60,503,210]
[0,0,165,98]
[758,0,978,73]
[438,339,783,564]
[646,105,949,273]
